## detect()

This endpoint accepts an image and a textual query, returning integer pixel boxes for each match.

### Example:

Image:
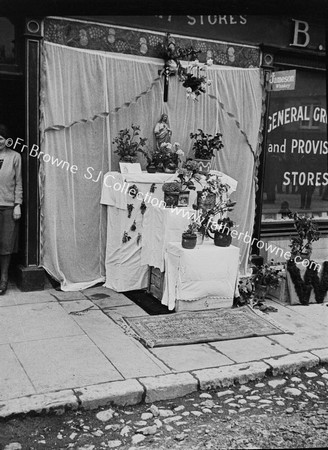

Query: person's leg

[0,254,10,293]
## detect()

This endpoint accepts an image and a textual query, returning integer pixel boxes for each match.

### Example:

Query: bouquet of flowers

[252,263,282,290]
[176,159,202,191]
[149,142,184,170]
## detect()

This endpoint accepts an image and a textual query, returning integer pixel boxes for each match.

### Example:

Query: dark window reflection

[262,69,327,222]
[0,18,15,64]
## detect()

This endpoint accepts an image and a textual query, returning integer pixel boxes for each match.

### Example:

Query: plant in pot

[190,129,224,174]
[252,262,282,301]
[181,217,199,249]
[112,124,148,163]
[287,211,320,261]
[208,217,234,247]
[162,181,182,208]
[175,159,202,207]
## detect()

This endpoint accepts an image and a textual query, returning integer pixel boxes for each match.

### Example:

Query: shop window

[261,69,327,225]
[0,17,15,64]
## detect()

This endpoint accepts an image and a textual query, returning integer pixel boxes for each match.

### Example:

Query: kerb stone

[193,361,270,390]
[311,348,328,364]
[264,351,320,375]
[76,379,144,409]
[141,373,198,403]
[0,390,78,418]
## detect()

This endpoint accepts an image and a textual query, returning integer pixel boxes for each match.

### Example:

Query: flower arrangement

[190,129,224,160]
[176,159,202,191]
[287,211,320,259]
[215,217,234,234]
[162,181,182,193]
[159,34,213,101]
[144,142,184,171]
[112,124,148,162]
[252,263,282,290]
[183,216,199,236]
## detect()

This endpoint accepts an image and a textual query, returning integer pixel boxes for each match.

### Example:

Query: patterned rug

[123,306,289,348]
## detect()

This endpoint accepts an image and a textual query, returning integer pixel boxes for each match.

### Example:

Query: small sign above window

[269,70,296,91]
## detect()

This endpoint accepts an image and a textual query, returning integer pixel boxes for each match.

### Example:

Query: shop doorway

[0,75,25,281]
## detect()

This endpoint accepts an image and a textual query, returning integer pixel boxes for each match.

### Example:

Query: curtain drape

[40,42,263,289]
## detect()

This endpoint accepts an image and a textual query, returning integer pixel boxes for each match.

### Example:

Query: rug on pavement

[123,306,290,348]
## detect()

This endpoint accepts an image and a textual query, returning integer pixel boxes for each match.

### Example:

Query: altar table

[161,242,240,311]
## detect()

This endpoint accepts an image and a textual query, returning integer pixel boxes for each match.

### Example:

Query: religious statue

[154,113,172,150]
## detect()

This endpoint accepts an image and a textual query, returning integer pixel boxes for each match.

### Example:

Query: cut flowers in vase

[252,262,282,290]
[146,142,184,171]
[176,159,202,191]
[190,129,224,160]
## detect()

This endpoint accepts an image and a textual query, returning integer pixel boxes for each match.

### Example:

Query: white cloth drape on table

[40,42,262,290]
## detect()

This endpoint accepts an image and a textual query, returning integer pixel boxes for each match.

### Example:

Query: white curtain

[40,42,263,289]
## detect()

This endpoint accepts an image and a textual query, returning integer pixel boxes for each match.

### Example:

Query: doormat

[123,306,290,348]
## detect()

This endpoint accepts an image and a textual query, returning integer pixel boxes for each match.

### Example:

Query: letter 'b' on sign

[291,19,310,47]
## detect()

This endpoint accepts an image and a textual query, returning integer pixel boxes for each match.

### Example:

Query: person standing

[0,124,22,295]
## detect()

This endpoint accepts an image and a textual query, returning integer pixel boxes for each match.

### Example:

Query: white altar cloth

[162,242,240,311]
[100,171,177,291]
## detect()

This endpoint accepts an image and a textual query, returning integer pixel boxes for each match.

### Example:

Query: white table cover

[162,242,240,310]
[100,171,177,291]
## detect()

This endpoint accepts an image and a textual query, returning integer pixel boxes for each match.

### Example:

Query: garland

[287,260,328,305]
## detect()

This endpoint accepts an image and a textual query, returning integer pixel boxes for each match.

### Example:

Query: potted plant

[182,218,198,249]
[162,181,182,208]
[176,159,202,207]
[190,129,224,174]
[252,263,282,301]
[287,212,320,261]
[208,217,234,247]
[112,124,148,163]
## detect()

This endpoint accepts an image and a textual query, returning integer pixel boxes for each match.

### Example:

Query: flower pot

[255,284,269,301]
[213,231,232,247]
[194,158,211,175]
[178,191,190,207]
[182,232,197,249]
[146,164,156,173]
[196,191,216,210]
[164,192,179,208]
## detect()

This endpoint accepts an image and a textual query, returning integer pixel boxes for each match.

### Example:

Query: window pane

[0,17,15,64]
[262,69,327,223]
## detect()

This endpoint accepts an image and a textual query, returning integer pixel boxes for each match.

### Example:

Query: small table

[161,242,240,311]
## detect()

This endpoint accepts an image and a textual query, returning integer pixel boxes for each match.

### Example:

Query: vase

[146,164,156,173]
[213,231,232,247]
[164,192,179,208]
[196,231,205,245]
[164,162,177,173]
[178,191,190,207]
[194,158,211,175]
[182,232,197,249]
[196,191,216,211]
[255,284,269,301]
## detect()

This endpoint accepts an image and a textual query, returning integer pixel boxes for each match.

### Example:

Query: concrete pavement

[1,282,328,418]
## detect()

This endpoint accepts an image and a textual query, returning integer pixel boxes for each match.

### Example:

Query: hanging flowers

[159,34,213,101]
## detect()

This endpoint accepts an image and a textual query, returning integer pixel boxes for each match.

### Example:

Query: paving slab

[90,294,134,309]
[12,335,123,393]
[0,290,56,307]
[140,373,198,403]
[150,344,234,372]
[0,302,83,344]
[59,299,99,314]
[269,328,328,352]
[50,290,88,301]
[193,361,270,390]
[0,390,78,418]
[103,305,148,325]
[311,348,328,364]
[67,309,171,378]
[264,351,320,375]
[210,336,289,363]
[0,344,36,401]
[76,379,144,409]
[283,302,328,327]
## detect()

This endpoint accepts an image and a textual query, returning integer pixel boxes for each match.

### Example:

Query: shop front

[0,15,326,304]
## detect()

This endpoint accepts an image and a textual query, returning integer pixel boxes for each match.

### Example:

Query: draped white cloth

[40,42,263,290]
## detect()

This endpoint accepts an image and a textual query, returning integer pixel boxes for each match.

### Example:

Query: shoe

[0,281,8,295]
